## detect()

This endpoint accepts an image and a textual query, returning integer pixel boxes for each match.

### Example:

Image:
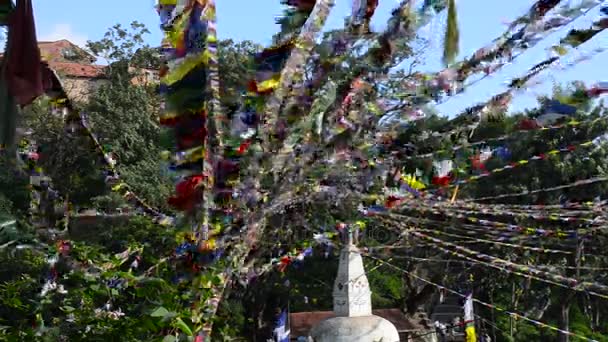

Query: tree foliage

[1,7,607,342]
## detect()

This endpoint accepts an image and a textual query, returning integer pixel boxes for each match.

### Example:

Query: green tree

[86,21,160,69]
[217,39,262,110]
[81,24,262,211]
[20,98,106,205]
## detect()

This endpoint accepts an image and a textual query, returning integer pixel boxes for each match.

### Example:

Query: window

[62,48,79,61]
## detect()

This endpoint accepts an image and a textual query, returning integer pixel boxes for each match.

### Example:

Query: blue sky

[19,0,608,116]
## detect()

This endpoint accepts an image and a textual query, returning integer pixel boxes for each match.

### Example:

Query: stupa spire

[332,226,372,317]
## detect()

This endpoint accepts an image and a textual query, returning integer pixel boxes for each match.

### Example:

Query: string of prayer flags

[379,137,604,206]
[365,255,601,342]
[197,0,219,242]
[229,0,332,266]
[422,20,607,136]
[446,139,598,189]
[182,2,336,338]
[467,176,608,202]
[391,178,607,218]
[158,0,220,250]
[432,159,454,186]
[428,239,608,297]
[16,75,171,225]
[237,0,334,193]
[252,220,369,277]
[421,202,604,226]
[409,230,608,298]
[409,0,601,107]
[261,0,334,150]
[392,202,601,238]
[378,211,583,248]
[396,116,608,161]
[588,81,608,97]
[76,113,171,223]
[416,228,574,254]
[270,1,447,178]
[348,0,379,34]
[452,198,607,211]
[323,1,449,138]
[223,3,339,305]
[188,2,234,332]
[262,246,314,274]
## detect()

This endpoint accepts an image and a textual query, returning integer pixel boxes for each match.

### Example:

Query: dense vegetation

[1,3,607,341]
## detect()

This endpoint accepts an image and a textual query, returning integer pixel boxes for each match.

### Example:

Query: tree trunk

[510,282,515,339]
[557,299,571,342]
[557,237,584,342]
[490,288,497,342]
[593,300,600,331]
[405,283,436,315]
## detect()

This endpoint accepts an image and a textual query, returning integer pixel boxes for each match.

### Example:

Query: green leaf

[174,317,193,336]
[162,335,177,342]
[150,306,170,317]
[61,306,75,313]
[137,276,167,286]
[142,317,157,331]
[211,275,223,286]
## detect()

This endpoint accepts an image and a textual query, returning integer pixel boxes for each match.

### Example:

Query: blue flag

[273,309,290,342]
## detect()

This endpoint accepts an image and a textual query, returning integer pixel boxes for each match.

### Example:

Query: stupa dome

[308,230,400,341]
[309,315,400,342]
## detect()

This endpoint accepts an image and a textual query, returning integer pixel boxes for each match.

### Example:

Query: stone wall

[61,77,109,103]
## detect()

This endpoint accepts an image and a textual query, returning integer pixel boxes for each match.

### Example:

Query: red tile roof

[0,40,104,78]
[48,61,106,78]
[289,309,421,337]
[2,40,158,81]
[38,39,96,64]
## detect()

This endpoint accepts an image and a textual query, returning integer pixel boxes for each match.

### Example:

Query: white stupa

[308,230,400,342]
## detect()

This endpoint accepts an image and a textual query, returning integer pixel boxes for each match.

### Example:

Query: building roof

[0,39,105,78]
[48,61,106,78]
[290,309,420,337]
[38,39,96,64]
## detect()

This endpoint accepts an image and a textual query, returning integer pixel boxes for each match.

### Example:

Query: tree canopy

[1,1,608,341]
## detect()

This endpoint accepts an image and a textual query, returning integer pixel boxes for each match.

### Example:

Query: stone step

[440,296,461,306]
[434,304,462,309]
[431,314,463,321]
[431,313,462,318]
[431,313,463,324]
[433,306,462,314]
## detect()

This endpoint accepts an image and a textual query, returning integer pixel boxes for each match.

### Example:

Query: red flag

[2,0,43,106]
[168,174,205,211]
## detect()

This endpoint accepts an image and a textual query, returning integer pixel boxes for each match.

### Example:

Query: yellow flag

[256,74,281,93]
[402,174,426,190]
[465,326,477,342]
[464,294,476,342]
[552,45,568,56]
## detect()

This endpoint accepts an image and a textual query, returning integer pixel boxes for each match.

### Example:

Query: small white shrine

[308,230,400,342]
